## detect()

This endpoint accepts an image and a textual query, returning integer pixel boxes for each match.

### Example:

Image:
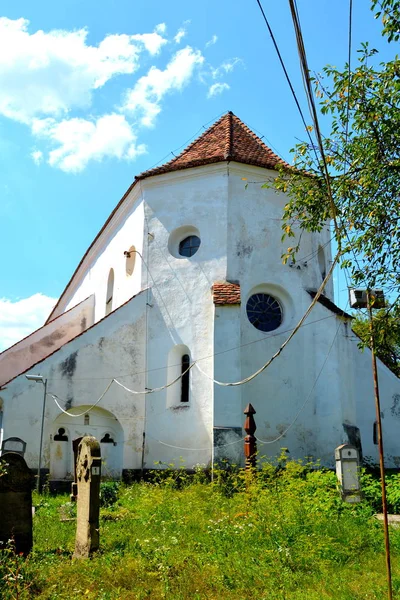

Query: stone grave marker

[0,452,34,555]
[73,435,101,559]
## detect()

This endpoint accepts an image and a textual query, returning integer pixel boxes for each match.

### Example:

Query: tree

[270,1,400,301]
[352,309,400,377]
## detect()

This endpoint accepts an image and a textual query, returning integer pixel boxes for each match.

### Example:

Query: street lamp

[25,374,47,493]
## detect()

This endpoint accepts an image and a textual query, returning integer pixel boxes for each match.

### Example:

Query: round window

[179,235,201,257]
[246,293,283,332]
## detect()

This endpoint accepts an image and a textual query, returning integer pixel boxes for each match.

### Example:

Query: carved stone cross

[73,436,101,558]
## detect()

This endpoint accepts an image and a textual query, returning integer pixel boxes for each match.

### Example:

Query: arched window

[181,354,190,403]
[318,246,326,280]
[373,421,378,445]
[166,344,191,407]
[105,269,114,316]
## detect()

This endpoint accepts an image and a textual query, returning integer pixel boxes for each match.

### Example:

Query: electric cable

[255,0,317,161]
[146,433,245,452]
[255,300,347,444]
[288,0,341,245]
[49,379,114,417]
[195,251,339,386]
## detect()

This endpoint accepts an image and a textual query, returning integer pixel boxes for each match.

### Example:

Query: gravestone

[73,436,101,558]
[0,452,34,555]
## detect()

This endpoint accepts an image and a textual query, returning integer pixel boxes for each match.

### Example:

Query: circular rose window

[246,293,283,332]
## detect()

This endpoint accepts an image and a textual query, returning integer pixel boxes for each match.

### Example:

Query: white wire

[255,304,346,444]
[147,433,245,451]
[47,254,339,417]
[113,362,195,394]
[49,379,114,417]
[195,252,340,387]
[49,362,196,416]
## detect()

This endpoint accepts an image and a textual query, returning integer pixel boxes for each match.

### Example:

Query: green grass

[2,460,400,599]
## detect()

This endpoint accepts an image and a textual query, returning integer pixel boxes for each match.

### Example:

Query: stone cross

[0,452,34,555]
[73,436,102,559]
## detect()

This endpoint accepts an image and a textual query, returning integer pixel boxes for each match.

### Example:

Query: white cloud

[132,30,167,55]
[0,294,57,352]
[0,17,166,124]
[211,57,242,79]
[121,46,204,127]
[205,34,218,47]
[174,21,190,44]
[32,113,147,173]
[0,17,238,172]
[31,149,43,165]
[174,28,186,44]
[207,82,230,98]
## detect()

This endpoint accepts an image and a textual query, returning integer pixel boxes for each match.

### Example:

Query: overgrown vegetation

[269,0,400,355]
[2,459,400,599]
[352,308,400,377]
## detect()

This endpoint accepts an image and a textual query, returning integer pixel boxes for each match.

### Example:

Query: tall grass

[2,458,400,599]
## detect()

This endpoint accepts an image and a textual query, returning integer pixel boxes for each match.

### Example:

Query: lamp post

[349,288,392,600]
[25,374,47,493]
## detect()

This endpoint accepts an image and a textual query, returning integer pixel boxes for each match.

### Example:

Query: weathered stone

[0,452,34,555]
[73,436,101,558]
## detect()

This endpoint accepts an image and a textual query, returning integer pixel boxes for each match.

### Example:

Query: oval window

[246,293,283,332]
[179,235,201,257]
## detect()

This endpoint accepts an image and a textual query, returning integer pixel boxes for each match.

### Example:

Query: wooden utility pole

[367,290,393,600]
[244,403,257,469]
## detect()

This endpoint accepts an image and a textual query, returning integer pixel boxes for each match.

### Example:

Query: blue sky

[0,0,393,349]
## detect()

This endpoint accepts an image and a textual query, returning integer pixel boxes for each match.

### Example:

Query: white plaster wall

[351,337,400,467]
[0,296,95,387]
[51,187,145,324]
[138,165,229,469]
[1,291,147,475]
[211,164,349,465]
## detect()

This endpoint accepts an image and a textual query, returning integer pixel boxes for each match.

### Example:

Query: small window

[105,269,114,316]
[181,354,190,402]
[318,246,326,280]
[84,414,90,426]
[246,293,283,332]
[54,428,68,441]
[373,421,378,445]
[179,236,201,257]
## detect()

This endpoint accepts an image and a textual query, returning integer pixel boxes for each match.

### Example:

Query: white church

[1,112,400,486]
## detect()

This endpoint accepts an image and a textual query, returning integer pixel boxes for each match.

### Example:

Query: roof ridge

[135,111,289,181]
[135,112,230,181]
[231,114,285,165]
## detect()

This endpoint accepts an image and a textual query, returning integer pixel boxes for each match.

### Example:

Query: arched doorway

[50,406,124,480]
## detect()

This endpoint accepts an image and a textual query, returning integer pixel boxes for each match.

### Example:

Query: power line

[45,312,339,383]
[195,252,339,386]
[256,300,347,445]
[288,0,341,245]
[254,0,317,160]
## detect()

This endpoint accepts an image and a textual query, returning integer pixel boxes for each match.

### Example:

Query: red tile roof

[212,282,241,305]
[136,112,288,180]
